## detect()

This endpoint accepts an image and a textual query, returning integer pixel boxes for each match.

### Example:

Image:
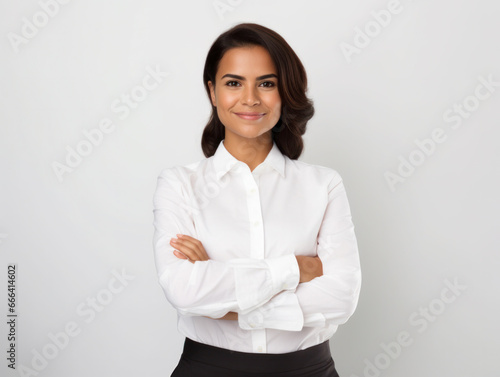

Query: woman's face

[208,45,281,141]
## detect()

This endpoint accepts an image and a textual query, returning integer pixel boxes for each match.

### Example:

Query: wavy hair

[201,23,314,159]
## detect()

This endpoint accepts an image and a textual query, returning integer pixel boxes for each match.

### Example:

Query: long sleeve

[238,171,361,330]
[153,167,300,319]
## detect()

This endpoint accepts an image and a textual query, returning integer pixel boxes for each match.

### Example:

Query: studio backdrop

[0,1,498,376]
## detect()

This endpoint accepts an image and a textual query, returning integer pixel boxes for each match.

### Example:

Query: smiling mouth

[234,112,266,120]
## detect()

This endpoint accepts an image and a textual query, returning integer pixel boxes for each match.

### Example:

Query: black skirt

[171,337,340,377]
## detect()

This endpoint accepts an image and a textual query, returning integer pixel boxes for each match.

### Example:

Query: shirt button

[253,221,260,227]
[257,346,263,352]
[250,323,256,328]
[249,188,256,195]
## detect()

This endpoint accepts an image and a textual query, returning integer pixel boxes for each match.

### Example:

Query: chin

[236,126,272,138]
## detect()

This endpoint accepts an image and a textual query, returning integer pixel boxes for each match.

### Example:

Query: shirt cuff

[238,290,304,331]
[230,255,300,312]
[265,254,300,293]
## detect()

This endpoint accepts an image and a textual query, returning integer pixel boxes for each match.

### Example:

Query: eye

[260,81,276,88]
[225,80,240,87]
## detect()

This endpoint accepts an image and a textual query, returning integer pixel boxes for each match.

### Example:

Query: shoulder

[157,157,208,183]
[285,157,343,186]
[154,157,211,199]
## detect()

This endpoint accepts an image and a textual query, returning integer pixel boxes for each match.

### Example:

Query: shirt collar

[213,138,285,181]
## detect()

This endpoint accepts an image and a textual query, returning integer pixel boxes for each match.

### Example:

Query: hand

[170,234,209,263]
[171,234,237,321]
[296,255,323,283]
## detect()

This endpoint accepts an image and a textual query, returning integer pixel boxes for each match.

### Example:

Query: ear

[208,81,216,107]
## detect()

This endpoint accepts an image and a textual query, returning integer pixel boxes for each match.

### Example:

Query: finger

[171,237,207,262]
[170,239,200,262]
[173,250,192,263]
[176,235,209,261]
[179,235,210,260]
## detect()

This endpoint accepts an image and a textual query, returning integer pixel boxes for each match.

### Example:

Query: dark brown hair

[201,23,314,159]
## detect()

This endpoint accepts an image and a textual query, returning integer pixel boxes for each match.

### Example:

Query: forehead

[217,46,277,78]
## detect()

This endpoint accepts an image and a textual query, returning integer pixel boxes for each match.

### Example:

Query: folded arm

[237,171,362,331]
[153,168,301,319]
[171,236,323,322]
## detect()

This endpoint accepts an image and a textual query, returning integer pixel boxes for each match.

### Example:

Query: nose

[241,85,260,106]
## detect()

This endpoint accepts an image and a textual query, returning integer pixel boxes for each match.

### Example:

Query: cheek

[269,95,282,113]
[216,90,238,109]
[264,91,281,108]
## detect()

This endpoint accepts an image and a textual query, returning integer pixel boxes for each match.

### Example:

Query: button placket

[244,175,264,260]
[252,329,267,353]
[243,172,267,353]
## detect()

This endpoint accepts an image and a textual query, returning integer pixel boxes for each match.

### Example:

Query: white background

[1,0,499,376]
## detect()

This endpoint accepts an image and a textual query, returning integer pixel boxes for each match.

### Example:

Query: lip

[234,112,265,120]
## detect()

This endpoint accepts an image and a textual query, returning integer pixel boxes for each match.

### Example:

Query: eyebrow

[220,73,278,81]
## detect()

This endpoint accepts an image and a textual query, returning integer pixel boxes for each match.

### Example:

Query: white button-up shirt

[152,138,361,354]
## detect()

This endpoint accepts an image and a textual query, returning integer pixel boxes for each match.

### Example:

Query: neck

[223,134,273,172]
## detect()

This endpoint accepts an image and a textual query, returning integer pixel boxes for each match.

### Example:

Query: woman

[153,22,361,377]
